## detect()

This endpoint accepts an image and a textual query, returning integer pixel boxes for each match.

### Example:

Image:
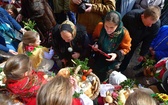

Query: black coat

[122,9,161,56]
[52,24,91,61]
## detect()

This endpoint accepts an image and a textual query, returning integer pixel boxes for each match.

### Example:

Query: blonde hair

[125,89,157,105]
[18,31,39,53]
[18,31,48,69]
[4,54,32,80]
[37,75,73,105]
[143,5,161,21]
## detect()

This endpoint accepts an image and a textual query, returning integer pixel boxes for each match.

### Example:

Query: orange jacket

[92,22,132,55]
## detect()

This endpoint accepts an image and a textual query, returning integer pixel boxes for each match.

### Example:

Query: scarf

[99,11,124,53]
[6,70,47,103]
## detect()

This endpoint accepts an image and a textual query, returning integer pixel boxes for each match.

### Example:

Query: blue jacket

[0,7,22,52]
[0,7,22,31]
[150,25,168,61]
[0,33,9,52]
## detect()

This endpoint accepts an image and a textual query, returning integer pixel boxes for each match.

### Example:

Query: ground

[123,46,157,87]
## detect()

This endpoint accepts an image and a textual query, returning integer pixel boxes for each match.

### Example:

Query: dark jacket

[20,0,56,34]
[52,24,91,61]
[122,9,160,56]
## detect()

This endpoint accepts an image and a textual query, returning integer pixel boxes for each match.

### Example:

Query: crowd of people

[0,0,168,105]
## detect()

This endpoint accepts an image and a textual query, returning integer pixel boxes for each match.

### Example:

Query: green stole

[98,23,124,53]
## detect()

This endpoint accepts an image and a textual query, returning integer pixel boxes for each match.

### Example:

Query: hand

[20,28,27,34]
[92,44,98,51]
[70,76,77,94]
[16,14,23,22]
[85,3,92,12]
[49,48,54,55]
[149,47,153,51]
[11,0,15,3]
[106,53,117,61]
[150,50,155,56]
[9,49,18,55]
[70,76,77,89]
[149,47,155,56]
[43,75,53,81]
[61,59,68,66]
[137,56,144,62]
[72,0,82,5]
[72,52,80,59]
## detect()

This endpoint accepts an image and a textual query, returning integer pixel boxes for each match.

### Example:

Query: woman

[91,11,132,82]
[16,0,56,47]
[52,20,90,67]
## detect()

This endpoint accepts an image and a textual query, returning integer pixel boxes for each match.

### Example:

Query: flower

[25,45,35,52]
[157,93,168,102]
[25,46,36,56]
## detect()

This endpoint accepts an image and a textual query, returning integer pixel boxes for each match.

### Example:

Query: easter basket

[58,65,100,100]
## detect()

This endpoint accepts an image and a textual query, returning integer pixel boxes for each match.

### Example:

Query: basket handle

[74,65,81,75]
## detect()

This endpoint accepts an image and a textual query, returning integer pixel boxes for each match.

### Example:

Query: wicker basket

[58,65,100,100]
[86,72,100,100]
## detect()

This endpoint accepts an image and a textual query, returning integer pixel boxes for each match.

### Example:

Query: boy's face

[141,14,158,27]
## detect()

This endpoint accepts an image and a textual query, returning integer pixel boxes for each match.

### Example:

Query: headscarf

[60,20,76,38]
[98,11,124,53]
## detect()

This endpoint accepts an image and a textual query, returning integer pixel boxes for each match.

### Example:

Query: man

[118,6,161,73]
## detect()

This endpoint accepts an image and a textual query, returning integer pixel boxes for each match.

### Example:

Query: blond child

[37,75,82,105]
[18,31,55,73]
[125,89,157,105]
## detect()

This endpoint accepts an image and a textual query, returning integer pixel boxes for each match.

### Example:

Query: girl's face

[104,21,118,35]
[61,31,73,42]
[30,35,41,47]
[7,9,14,17]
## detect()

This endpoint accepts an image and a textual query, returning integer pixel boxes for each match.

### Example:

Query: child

[91,11,132,82]
[3,54,48,105]
[4,4,19,19]
[37,75,82,105]
[18,31,56,73]
[125,89,157,105]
